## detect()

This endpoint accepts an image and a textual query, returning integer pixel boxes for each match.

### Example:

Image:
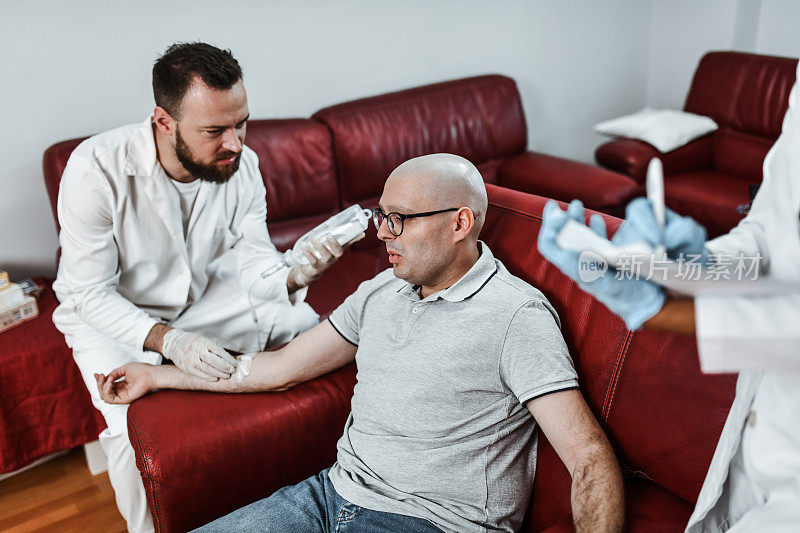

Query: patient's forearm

[152,351,290,393]
[571,444,624,532]
[139,320,355,397]
[99,321,356,404]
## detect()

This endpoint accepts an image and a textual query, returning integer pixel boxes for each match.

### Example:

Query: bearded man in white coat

[52,42,354,532]
[540,63,800,531]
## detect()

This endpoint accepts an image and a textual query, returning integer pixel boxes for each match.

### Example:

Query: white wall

[756,0,800,57]
[1,0,652,279]
[645,0,800,110]
[645,0,740,109]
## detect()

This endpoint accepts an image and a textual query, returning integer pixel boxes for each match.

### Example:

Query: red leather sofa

[20,73,736,532]
[595,51,798,238]
[126,183,736,532]
[11,74,636,477]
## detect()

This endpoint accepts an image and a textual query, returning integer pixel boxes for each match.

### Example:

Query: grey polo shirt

[327,242,578,533]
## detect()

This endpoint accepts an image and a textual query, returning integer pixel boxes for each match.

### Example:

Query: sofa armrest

[128,364,357,533]
[595,136,714,184]
[497,151,641,217]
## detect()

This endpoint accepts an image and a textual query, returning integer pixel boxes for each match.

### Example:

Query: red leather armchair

[596,51,798,237]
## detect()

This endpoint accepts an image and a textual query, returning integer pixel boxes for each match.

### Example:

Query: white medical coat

[52,118,306,358]
[686,69,800,531]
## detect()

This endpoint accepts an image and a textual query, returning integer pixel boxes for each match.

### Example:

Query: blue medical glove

[538,200,665,331]
[621,198,709,262]
[538,199,589,281]
[582,214,666,330]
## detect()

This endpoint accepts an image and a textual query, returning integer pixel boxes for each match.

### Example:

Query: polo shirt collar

[395,241,498,303]
[123,116,161,177]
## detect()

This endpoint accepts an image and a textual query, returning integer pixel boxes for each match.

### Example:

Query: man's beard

[174,127,241,184]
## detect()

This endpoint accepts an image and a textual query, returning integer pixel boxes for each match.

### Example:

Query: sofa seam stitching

[129,417,163,531]
[627,468,656,483]
[487,201,543,222]
[601,330,633,423]
[601,333,628,420]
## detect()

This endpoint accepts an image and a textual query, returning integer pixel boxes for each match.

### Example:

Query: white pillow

[594,108,718,152]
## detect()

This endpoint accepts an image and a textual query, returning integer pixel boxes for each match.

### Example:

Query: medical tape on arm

[234,353,255,383]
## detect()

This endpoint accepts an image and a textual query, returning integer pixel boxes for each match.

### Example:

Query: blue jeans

[193,468,444,532]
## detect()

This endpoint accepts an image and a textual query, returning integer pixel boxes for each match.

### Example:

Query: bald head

[387,153,488,237]
[379,154,487,291]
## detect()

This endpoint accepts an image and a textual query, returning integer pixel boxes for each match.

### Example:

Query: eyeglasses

[372,207,459,237]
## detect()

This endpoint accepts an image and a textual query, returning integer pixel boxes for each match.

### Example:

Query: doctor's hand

[622,198,709,261]
[538,199,588,281]
[538,200,666,331]
[160,328,237,381]
[95,364,155,404]
[289,234,365,290]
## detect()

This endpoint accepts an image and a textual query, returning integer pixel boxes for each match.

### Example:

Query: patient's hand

[95,363,156,404]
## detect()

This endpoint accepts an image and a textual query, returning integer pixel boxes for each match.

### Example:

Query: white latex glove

[161,329,238,381]
[290,234,364,288]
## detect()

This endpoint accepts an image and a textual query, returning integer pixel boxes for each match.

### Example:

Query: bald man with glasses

[96,153,624,533]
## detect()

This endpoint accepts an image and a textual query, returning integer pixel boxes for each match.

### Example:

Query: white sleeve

[695,294,800,373]
[56,156,158,348]
[231,152,307,306]
[695,74,800,373]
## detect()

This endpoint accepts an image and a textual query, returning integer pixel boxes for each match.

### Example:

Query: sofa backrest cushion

[481,184,736,529]
[41,119,338,250]
[685,51,797,140]
[684,51,797,182]
[243,119,340,249]
[312,75,527,207]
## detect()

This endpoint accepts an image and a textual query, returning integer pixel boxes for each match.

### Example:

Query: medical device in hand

[555,158,664,270]
[554,159,800,295]
[260,204,372,278]
[555,221,654,269]
[645,159,667,259]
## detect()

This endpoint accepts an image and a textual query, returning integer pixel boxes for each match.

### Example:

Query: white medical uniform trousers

[71,300,319,533]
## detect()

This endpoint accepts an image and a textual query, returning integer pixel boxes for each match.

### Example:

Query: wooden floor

[0,448,126,533]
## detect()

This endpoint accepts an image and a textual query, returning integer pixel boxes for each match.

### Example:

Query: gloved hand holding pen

[617,198,709,262]
[538,198,708,330]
